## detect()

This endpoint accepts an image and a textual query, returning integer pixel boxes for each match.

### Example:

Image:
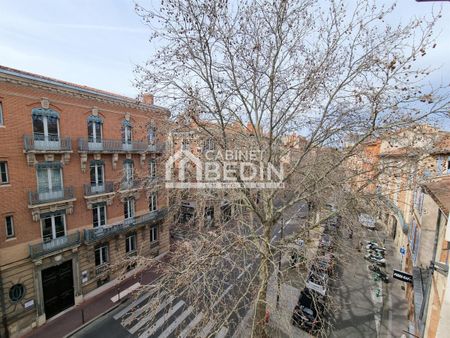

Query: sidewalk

[23,266,160,338]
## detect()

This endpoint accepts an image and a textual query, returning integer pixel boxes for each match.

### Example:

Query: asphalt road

[73,203,308,338]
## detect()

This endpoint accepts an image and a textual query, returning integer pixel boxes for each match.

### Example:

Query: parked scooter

[369,265,389,283]
[364,254,386,267]
[365,242,386,252]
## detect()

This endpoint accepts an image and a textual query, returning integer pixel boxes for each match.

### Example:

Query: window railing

[78,138,160,153]
[84,181,114,196]
[95,263,110,275]
[29,231,80,259]
[84,208,167,243]
[24,134,72,152]
[29,186,74,205]
[120,179,142,191]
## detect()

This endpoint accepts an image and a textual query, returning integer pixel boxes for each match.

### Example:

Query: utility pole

[276,217,284,308]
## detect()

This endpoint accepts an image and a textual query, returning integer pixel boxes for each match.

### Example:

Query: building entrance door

[41,260,74,319]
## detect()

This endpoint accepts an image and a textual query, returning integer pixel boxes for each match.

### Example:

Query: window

[182,139,190,150]
[149,160,156,179]
[37,165,62,199]
[447,156,450,174]
[93,204,106,228]
[9,284,25,303]
[41,213,65,242]
[124,198,135,220]
[124,161,134,183]
[150,225,158,242]
[148,126,156,144]
[122,122,132,144]
[0,101,3,125]
[149,192,157,212]
[125,233,136,253]
[203,138,215,152]
[95,245,109,266]
[5,215,14,238]
[90,161,104,192]
[88,120,102,143]
[0,162,8,184]
[32,113,59,142]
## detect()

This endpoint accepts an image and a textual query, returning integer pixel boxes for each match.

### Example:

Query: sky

[0,0,449,99]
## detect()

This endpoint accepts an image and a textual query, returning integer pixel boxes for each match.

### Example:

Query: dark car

[292,288,325,334]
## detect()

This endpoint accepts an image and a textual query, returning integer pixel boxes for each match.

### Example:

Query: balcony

[28,187,76,222]
[78,138,150,153]
[84,208,167,244]
[84,181,115,196]
[29,231,81,260]
[120,180,142,191]
[24,134,72,165]
[29,187,75,206]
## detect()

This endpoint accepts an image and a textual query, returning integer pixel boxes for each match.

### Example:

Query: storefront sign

[393,269,413,283]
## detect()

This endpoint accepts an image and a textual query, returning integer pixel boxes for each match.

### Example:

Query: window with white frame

[0,101,3,125]
[122,121,132,145]
[203,138,215,152]
[148,126,156,144]
[124,161,134,183]
[5,215,14,238]
[95,245,109,266]
[41,213,66,242]
[88,119,103,143]
[182,139,190,150]
[125,233,137,253]
[149,160,156,179]
[0,162,9,184]
[150,225,158,242]
[124,198,135,220]
[92,204,107,228]
[32,111,59,142]
[90,161,104,191]
[149,192,157,212]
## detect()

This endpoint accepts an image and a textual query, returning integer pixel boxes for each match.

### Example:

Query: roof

[423,175,450,214]
[0,65,169,114]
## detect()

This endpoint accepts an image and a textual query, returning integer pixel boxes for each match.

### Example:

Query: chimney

[142,93,154,105]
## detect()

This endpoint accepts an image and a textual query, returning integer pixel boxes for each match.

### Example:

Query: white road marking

[138,300,185,338]
[113,288,157,320]
[158,306,193,338]
[126,293,170,331]
[197,319,215,338]
[211,284,233,309]
[178,312,204,338]
[215,326,229,338]
[110,282,141,303]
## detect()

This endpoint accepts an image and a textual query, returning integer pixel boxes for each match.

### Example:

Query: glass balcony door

[122,125,133,151]
[42,214,66,242]
[88,121,103,151]
[90,163,105,193]
[33,114,60,150]
[37,167,63,201]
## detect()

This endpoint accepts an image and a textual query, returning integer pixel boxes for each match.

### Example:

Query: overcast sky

[0,0,449,99]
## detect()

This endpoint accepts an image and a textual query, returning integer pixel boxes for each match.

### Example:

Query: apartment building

[0,66,170,337]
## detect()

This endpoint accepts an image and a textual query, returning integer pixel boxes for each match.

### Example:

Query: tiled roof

[423,176,450,214]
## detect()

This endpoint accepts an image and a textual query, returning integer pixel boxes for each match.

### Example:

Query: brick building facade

[0,66,170,337]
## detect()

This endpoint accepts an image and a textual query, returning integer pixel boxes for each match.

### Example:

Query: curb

[63,301,123,338]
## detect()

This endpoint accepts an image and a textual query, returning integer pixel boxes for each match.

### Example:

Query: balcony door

[122,122,133,151]
[32,113,60,149]
[37,166,63,201]
[88,120,103,151]
[90,162,105,193]
[41,214,66,243]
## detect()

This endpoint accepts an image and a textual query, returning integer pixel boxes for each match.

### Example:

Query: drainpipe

[0,268,9,338]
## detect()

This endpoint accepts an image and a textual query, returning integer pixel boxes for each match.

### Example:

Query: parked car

[292,288,325,334]
[364,254,386,267]
[359,214,376,230]
[319,233,333,250]
[311,253,335,276]
[306,267,329,296]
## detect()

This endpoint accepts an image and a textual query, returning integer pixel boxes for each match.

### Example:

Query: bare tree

[129,0,449,337]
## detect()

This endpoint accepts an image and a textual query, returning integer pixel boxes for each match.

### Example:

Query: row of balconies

[23,135,165,154]
[28,208,167,260]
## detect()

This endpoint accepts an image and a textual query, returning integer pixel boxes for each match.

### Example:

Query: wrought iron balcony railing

[84,209,167,243]
[24,134,72,152]
[84,181,114,196]
[29,231,81,259]
[78,138,163,153]
[28,187,75,205]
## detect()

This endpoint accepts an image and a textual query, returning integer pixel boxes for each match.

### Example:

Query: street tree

[128,0,449,336]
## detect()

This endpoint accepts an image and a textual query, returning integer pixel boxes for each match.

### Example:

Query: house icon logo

[165,150,202,188]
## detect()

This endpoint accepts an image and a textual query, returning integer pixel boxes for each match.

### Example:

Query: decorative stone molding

[126,153,132,160]
[93,153,101,160]
[119,190,141,202]
[92,107,99,116]
[125,112,131,121]
[44,154,54,162]
[80,153,88,173]
[30,201,75,222]
[84,194,115,209]
[26,153,37,166]
[112,153,119,170]
[63,153,71,165]
[41,98,49,109]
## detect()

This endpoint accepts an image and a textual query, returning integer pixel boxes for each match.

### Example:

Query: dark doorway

[41,260,74,319]
[392,217,397,240]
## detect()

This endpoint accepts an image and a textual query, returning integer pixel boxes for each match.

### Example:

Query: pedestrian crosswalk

[112,289,230,338]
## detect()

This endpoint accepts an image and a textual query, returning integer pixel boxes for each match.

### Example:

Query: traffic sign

[400,247,406,256]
